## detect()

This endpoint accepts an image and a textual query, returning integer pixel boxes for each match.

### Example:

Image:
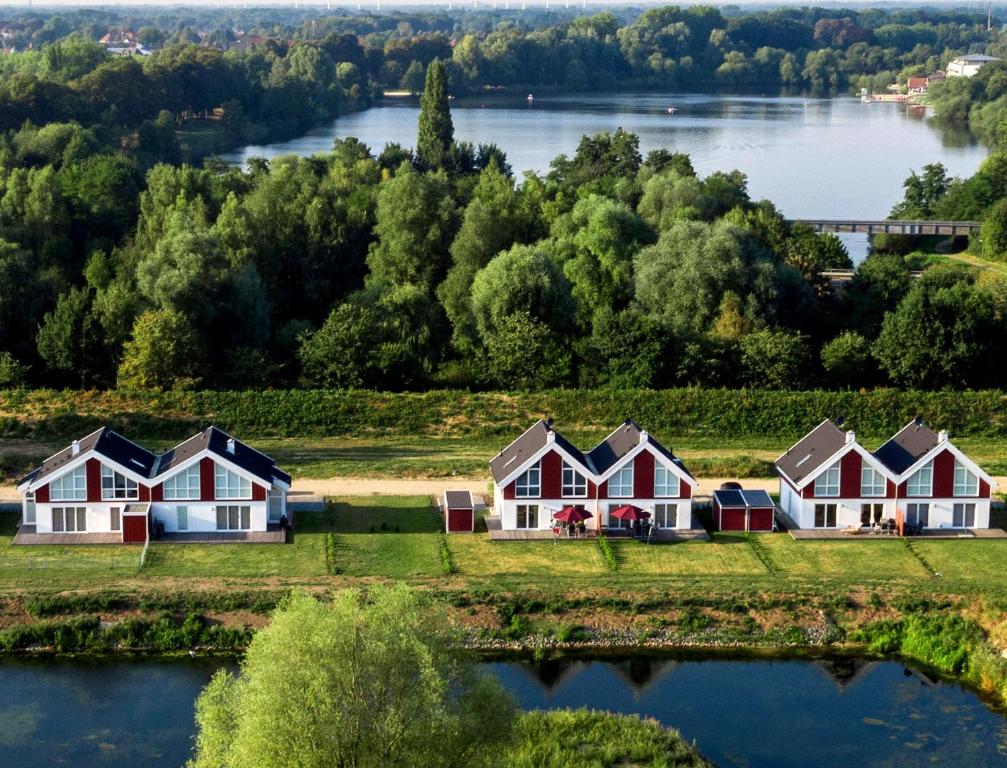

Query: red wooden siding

[151,483,163,502]
[252,484,266,501]
[980,479,991,498]
[679,478,691,499]
[86,459,101,503]
[35,484,49,503]
[200,458,215,501]
[122,514,148,543]
[802,484,814,499]
[721,508,746,531]
[633,452,653,499]
[839,451,861,498]
[897,481,908,497]
[887,480,897,498]
[540,450,562,498]
[587,480,597,498]
[138,484,150,502]
[597,480,608,500]
[932,450,955,498]
[503,482,515,500]
[748,507,774,531]
[445,508,473,533]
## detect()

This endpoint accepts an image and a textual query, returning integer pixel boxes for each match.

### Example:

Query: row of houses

[9,416,997,544]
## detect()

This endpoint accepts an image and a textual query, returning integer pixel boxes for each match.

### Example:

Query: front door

[268,489,283,523]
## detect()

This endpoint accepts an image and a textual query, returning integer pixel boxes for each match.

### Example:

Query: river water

[1,655,1004,767]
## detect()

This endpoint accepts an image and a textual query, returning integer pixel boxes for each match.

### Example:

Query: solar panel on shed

[714,489,745,507]
[740,490,774,507]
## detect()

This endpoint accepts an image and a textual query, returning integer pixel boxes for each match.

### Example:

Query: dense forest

[1,6,1007,393]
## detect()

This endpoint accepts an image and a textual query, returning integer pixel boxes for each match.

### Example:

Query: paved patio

[484,515,710,542]
[788,526,1007,540]
[12,524,287,545]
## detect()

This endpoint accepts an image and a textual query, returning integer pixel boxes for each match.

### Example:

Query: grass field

[4,496,1007,597]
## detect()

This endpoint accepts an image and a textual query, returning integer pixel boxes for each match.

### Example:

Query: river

[1,654,1004,767]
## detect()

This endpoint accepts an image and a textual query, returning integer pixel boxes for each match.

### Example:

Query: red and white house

[16,426,291,543]
[489,419,698,532]
[776,419,994,531]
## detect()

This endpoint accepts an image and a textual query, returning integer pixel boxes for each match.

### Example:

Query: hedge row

[0,388,1005,441]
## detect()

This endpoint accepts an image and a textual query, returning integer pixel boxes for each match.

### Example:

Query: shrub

[596,534,617,571]
[438,533,454,575]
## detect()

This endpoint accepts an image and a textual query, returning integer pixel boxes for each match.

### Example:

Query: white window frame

[216,505,251,531]
[860,466,885,497]
[214,465,251,500]
[101,465,138,501]
[907,461,933,497]
[516,504,538,529]
[50,465,86,502]
[953,460,978,497]
[906,502,929,527]
[52,506,86,533]
[813,503,837,528]
[654,465,677,497]
[177,505,188,531]
[654,502,678,528]
[515,462,541,498]
[110,506,120,532]
[609,463,634,498]
[561,461,587,498]
[163,464,201,500]
[953,502,976,528]
[814,464,840,497]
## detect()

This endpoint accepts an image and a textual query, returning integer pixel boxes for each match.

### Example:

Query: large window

[906,503,929,527]
[216,505,251,531]
[561,461,587,497]
[515,462,541,498]
[654,503,678,528]
[860,466,885,497]
[51,507,86,533]
[163,465,201,500]
[654,466,677,497]
[609,463,634,498]
[813,503,837,528]
[953,461,978,497]
[516,504,538,529]
[214,465,251,499]
[860,503,884,526]
[101,466,138,500]
[50,465,86,502]
[907,461,933,497]
[953,503,976,528]
[814,464,840,497]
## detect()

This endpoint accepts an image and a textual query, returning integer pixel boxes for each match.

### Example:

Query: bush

[596,534,617,571]
[438,533,454,575]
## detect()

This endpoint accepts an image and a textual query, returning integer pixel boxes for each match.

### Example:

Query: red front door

[123,515,148,543]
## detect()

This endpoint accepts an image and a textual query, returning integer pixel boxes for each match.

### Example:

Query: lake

[1,654,1005,768]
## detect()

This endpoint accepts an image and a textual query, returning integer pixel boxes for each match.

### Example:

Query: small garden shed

[443,490,475,533]
[712,489,775,532]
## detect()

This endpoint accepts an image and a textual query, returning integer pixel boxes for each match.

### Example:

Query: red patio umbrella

[609,504,651,522]
[554,506,593,523]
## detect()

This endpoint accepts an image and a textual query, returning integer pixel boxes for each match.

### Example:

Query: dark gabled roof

[588,420,694,481]
[18,427,156,487]
[713,489,774,508]
[873,420,940,475]
[154,426,291,486]
[775,420,848,486]
[444,490,473,509]
[489,420,592,483]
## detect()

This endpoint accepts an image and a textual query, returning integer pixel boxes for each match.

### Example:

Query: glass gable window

[608,463,634,498]
[163,465,201,500]
[101,465,138,500]
[50,465,86,501]
[561,461,586,497]
[861,466,885,497]
[953,460,978,496]
[907,461,933,497]
[214,465,251,499]
[515,462,541,498]
[654,466,677,497]
[814,464,840,497]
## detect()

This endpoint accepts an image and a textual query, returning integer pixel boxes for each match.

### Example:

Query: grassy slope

[3,498,1007,596]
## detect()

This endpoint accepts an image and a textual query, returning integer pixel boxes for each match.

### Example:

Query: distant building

[906,76,929,95]
[947,54,1001,77]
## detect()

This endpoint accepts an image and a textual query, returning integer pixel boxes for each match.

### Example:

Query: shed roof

[714,489,775,508]
[444,490,473,509]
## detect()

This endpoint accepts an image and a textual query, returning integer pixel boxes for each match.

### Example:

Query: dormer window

[814,463,840,497]
[101,466,138,500]
[953,460,978,496]
[561,461,586,497]
[907,460,933,497]
[515,462,541,498]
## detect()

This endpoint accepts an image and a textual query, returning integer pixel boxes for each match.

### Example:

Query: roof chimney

[845,430,856,444]
[546,430,555,444]
[639,429,649,444]
[70,440,80,456]
[938,429,949,443]
[226,438,236,454]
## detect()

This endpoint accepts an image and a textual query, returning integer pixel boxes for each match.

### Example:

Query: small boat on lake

[666,106,677,114]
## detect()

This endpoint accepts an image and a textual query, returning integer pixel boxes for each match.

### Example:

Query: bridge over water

[789,219,981,236]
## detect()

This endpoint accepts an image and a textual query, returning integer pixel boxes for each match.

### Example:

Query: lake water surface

[1,654,1005,768]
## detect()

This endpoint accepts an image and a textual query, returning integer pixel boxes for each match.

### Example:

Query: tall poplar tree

[416,59,454,170]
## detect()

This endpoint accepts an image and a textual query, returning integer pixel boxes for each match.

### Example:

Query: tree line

[0,58,1004,393]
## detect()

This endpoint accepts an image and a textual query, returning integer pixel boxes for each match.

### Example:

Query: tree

[117,309,205,390]
[820,331,872,388]
[979,197,1007,261]
[400,60,426,94]
[739,329,811,389]
[844,253,913,337]
[189,586,516,768]
[483,311,572,389]
[416,59,454,171]
[36,287,102,387]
